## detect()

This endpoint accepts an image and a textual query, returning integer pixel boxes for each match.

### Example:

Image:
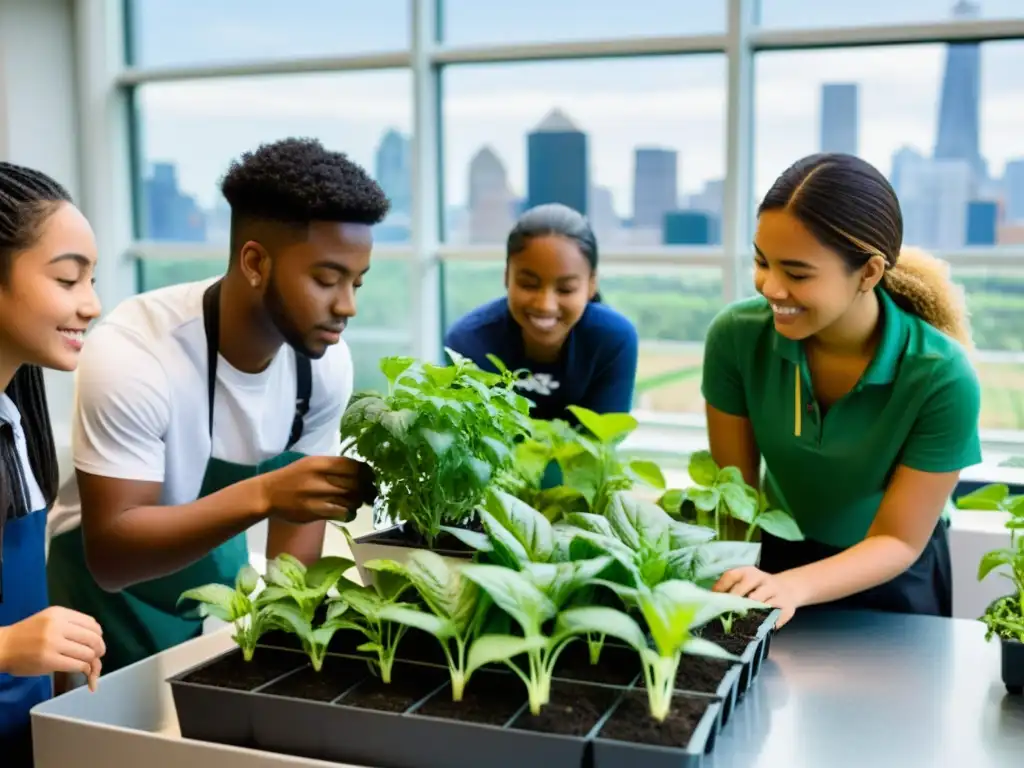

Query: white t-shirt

[0,393,46,515]
[48,278,353,537]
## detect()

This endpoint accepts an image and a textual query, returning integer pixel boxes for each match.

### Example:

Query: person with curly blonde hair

[703,152,981,628]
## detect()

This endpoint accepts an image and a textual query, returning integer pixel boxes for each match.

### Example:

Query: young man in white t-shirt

[46,138,389,673]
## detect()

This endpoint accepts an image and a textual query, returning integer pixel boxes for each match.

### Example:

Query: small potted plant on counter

[966,483,1024,695]
[339,350,534,578]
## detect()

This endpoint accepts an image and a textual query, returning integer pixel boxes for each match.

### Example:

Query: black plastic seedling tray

[171,645,729,767]
[697,608,780,697]
[1002,637,1024,695]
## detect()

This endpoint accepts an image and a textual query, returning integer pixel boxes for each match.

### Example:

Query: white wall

[0,0,133,482]
[0,0,81,475]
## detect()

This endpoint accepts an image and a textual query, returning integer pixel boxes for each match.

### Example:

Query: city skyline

[137,1,1023,249]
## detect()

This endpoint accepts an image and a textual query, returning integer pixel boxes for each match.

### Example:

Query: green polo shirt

[701,287,982,549]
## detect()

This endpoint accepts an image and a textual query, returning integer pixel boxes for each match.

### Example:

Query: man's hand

[259,456,377,524]
[0,607,105,692]
[713,566,805,629]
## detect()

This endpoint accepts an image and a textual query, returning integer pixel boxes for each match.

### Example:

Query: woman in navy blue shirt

[446,203,639,422]
[0,163,106,764]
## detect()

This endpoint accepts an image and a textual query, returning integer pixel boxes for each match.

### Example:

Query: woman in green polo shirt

[705,152,981,628]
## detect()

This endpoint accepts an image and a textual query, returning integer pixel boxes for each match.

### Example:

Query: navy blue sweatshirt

[444,298,639,422]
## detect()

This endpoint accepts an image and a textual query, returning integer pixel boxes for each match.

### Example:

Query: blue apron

[0,507,50,766]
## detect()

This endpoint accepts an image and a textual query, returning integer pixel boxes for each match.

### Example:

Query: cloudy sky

[131,0,1024,218]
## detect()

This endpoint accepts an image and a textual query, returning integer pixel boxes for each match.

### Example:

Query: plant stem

[745,519,757,542]
[645,655,680,722]
[587,633,605,665]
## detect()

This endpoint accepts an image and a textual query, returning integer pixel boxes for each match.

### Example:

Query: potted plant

[962,483,1024,695]
[338,350,534,578]
[658,451,803,545]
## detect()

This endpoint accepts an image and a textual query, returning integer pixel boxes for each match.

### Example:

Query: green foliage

[660,451,803,542]
[498,406,667,524]
[339,349,533,545]
[557,580,765,721]
[970,483,1024,643]
[254,553,354,622]
[178,564,272,661]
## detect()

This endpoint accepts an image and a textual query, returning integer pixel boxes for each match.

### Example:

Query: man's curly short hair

[220,137,390,227]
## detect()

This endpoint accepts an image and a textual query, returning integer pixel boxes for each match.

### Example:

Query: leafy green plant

[254,553,354,622]
[178,564,272,662]
[969,484,1024,643]
[260,600,365,672]
[659,451,803,542]
[557,580,766,721]
[338,350,533,546]
[459,564,595,714]
[362,550,490,701]
[497,407,667,523]
[325,570,417,683]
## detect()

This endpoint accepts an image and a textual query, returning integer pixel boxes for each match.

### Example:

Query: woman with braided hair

[703,152,982,628]
[0,162,105,764]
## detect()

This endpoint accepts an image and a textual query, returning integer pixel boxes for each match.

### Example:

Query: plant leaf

[421,428,455,457]
[691,542,761,583]
[380,356,415,384]
[261,601,313,638]
[687,487,720,513]
[716,466,745,486]
[566,406,637,445]
[669,520,717,549]
[305,556,355,592]
[381,409,416,440]
[720,483,756,524]
[466,634,549,677]
[978,549,1016,581]
[605,492,672,554]
[556,606,649,651]
[683,636,738,661]
[658,489,685,515]
[956,483,1009,509]
[688,451,719,487]
[178,583,241,617]
[755,509,804,541]
[485,490,555,563]
[460,564,558,636]
[561,512,616,539]
[628,460,666,489]
[439,525,494,553]
[235,564,260,596]
[266,554,306,589]
[522,557,613,608]
[376,604,457,639]
[253,585,293,608]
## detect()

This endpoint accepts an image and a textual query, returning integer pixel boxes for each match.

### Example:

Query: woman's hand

[0,606,105,691]
[713,567,804,629]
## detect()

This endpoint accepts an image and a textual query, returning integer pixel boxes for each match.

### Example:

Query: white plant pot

[350,523,473,587]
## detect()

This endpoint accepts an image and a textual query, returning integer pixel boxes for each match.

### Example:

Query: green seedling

[254,553,354,622]
[557,580,766,721]
[178,564,272,661]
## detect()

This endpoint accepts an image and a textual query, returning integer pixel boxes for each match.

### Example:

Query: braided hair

[0,162,70,530]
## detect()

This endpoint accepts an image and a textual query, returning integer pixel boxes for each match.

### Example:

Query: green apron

[48,279,314,673]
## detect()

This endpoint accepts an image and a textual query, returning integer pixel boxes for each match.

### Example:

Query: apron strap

[202,279,313,452]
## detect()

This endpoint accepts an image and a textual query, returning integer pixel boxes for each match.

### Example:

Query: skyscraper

[819,83,859,156]
[933,1,985,182]
[526,108,588,215]
[375,129,411,216]
[467,146,515,243]
[632,148,678,232]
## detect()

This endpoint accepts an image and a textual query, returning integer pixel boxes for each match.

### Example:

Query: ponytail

[882,246,973,350]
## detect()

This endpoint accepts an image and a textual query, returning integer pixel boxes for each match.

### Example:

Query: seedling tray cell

[592,690,722,768]
[168,646,308,748]
[697,608,780,696]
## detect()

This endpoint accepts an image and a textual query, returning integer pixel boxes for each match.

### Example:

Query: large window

[126,0,409,67]
[115,1,1024,458]
[440,0,726,46]
[757,0,1024,30]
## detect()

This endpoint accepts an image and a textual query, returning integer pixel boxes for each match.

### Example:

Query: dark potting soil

[553,641,641,686]
[414,671,526,726]
[394,633,448,665]
[183,648,305,691]
[370,519,482,554]
[326,629,369,656]
[698,609,771,656]
[511,682,619,737]
[637,655,732,695]
[338,663,447,714]
[599,690,709,748]
[260,656,371,702]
